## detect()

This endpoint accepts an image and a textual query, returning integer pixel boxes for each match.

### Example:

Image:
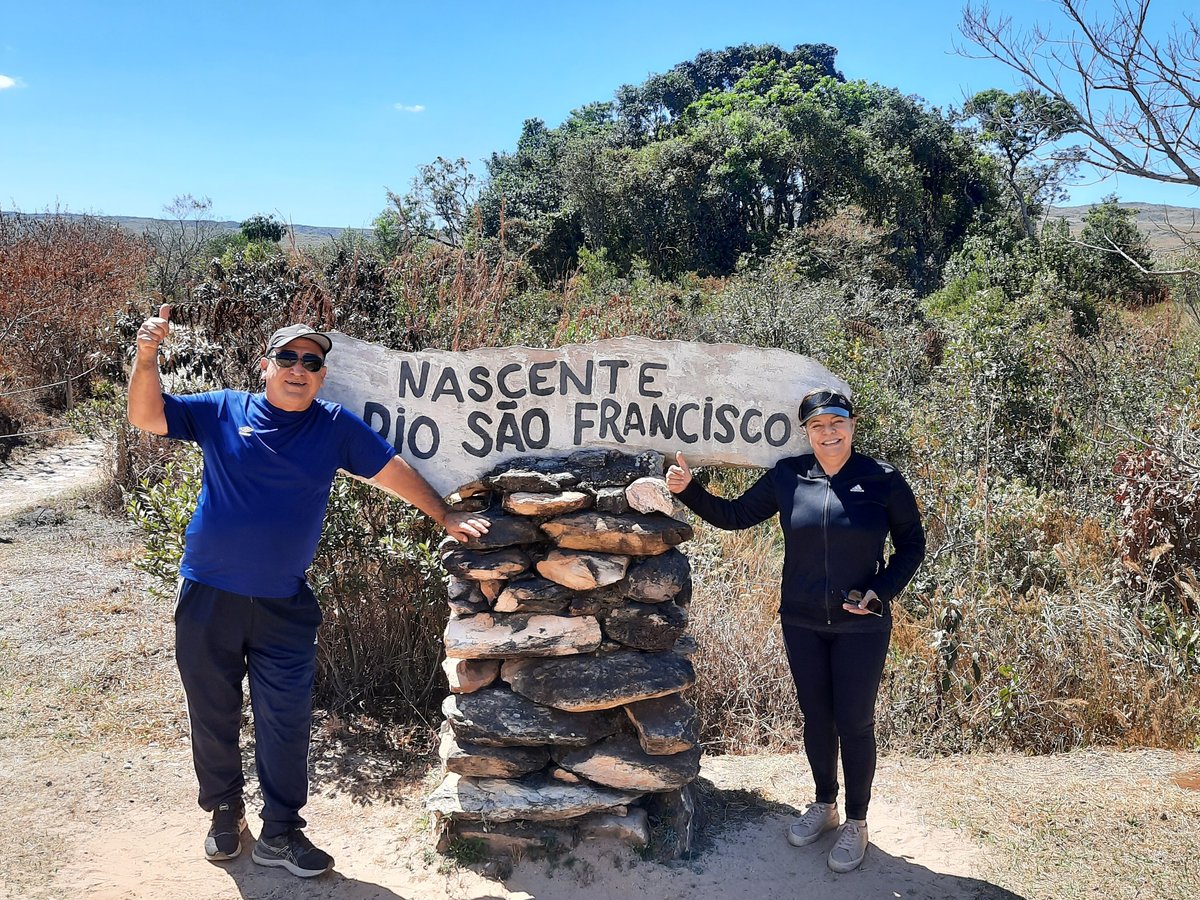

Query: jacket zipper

[822,475,832,625]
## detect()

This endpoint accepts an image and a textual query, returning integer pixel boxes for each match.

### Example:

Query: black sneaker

[251,829,333,878]
[204,801,246,861]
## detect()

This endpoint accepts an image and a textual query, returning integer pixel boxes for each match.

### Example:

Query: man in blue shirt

[128,306,488,878]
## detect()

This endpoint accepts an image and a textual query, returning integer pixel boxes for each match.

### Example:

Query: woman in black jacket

[666,388,925,873]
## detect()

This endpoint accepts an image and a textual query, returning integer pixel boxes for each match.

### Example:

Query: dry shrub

[686,515,803,753]
[684,471,1200,756]
[310,477,449,719]
[377,242,526,351]
[0,211,151,440]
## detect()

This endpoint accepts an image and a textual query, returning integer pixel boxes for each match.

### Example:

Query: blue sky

[2,0,1197,227]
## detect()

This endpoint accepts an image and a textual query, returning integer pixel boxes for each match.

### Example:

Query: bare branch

[961,0,1200,188]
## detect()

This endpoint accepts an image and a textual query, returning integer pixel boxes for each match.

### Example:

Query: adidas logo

[849,484,864,493]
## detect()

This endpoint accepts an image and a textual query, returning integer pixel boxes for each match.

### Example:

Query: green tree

[239,213,288,244]
[384,156,479,250]
[959,88,1081,237]
[1075,196,1166,306]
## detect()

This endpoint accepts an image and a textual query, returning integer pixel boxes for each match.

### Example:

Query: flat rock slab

[443,687,621,747]
[625,477,675,515]
[566,583,632,617]
[603,601,688,651]
[427,772,643,822]
[553,733,702,791]
[501,650,695,712]
[537,549,630,590]
[442,657,499,694]
[624,549,691,602]
[439,727,549,778]
[487,468,580,493]
[624,692,700,755]
[442,546,531,580]
[504,490,593,516]
[451,513,543,550]
[494,576,572,613]
[444,613,601,659]
[541,512,692,556]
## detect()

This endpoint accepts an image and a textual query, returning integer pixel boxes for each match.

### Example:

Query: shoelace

[833,822,863,853]
[798,803,830,827]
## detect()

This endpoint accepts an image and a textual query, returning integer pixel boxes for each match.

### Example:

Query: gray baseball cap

[265,324,332,356]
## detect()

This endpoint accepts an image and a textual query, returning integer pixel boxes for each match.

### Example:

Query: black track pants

[174,578,321,839]
[781,625,891,821]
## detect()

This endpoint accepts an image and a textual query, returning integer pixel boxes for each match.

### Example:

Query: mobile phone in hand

[844,589,883,616]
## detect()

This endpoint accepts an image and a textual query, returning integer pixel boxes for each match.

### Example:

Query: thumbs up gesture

[137,304,172,356]
[665,451,693,494]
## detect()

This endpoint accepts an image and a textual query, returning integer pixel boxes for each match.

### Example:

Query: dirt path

[1,483,1197,899]
[0,436,106,517]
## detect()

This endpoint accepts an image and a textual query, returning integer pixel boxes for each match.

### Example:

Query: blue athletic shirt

[162,390,396,598]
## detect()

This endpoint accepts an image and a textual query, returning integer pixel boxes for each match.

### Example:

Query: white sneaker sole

[786,821,837,847]
[251,849,331,878]
[828,847,867,873]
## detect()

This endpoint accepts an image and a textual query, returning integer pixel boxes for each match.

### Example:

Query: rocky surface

[541,511,693,556]
[504,490,593,516]
[624,692,700,755]
[439,727,549,778]
[500,650,695,712]
[536,549,630,590]
[430,449,703,860]
[426,772,643,822]
[444,613,602,659]
[441,546,531,580]
[443,688,622,747]
[441,657,499,694]
[602,601,688,651]
[553,734,702,791]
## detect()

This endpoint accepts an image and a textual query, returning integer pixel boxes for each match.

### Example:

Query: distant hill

[13,203,1199,255]
[14,212,368,251]
[1049,202,1200,253]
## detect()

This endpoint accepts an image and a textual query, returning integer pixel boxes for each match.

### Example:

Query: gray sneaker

[204,801,246,861]
[251,829,333,878]
[827,820,868,872]
[787,801,839,847]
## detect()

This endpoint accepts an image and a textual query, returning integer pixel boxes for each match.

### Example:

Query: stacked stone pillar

[425,449,704,858]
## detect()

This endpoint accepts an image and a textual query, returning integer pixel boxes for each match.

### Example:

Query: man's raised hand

[665,451,693,494]
[137,303,172,352]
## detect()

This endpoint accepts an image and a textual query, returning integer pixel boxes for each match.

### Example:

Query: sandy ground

[1,441,1197,900]
[0,437,106,518]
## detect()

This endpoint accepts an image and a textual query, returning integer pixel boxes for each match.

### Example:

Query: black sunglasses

[267,350,325,373]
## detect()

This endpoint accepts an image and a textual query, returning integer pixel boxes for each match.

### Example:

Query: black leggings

[781,625,891,821]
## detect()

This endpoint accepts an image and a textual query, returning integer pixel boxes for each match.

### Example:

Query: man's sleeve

[162,391,223,443]
[337,409,398,478]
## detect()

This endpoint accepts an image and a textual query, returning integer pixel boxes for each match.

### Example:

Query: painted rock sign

[320,333,850,498]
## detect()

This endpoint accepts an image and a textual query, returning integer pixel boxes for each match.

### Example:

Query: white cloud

[393,103,425,113]
[0,75,18,90]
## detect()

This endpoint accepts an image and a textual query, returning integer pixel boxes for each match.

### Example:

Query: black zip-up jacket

[677,451,925,632]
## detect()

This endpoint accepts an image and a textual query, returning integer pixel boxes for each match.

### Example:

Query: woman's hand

[842,589,882,616]
[665,452,693,494]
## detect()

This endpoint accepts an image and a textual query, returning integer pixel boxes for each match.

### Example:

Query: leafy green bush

[126,446,202,589]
